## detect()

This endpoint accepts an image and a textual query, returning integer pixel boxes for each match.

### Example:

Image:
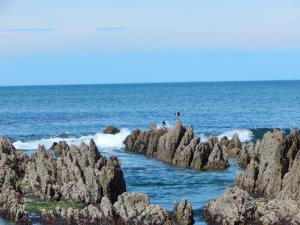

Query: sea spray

[13,128,131,150]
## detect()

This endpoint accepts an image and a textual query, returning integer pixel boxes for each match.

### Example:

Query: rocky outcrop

[0,138,31,224]
[40,192,194,225]
[203,128,300,225]
[103,125,120,134]
[124,121,229,170]
[25,139,126,204]
[202,187,257,225]
[113,192,194,225]
[0,137,194,225]
[219,133,242,157]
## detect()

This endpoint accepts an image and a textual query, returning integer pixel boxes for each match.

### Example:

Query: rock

[203,128,300,225]
[0,137,195,225]
[238,142,256,168]
[25,139,126,204]
[157,121,186,163]
[146,128,167,158]
[172,138,199,168]
[113,192,171,225]
[204,144,229,170]
[40,197,114,225]
[172,198,194,225]
[224,133,241,157]
[236,129,299,198]
[208,136,218,150]
[124,129,140,150]
[50,140,70,157]
[219,136,229,149]
[189,142,212,170]
[202,187,257,225]
[124,122,229,170]
[228,133,241,150]
[103,125,120,134]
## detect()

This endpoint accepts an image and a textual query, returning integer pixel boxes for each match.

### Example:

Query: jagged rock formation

[203,128,300,225]
[124,121,234,170]
[25,140,126,204]
[202,187,257,225]
[0,137,31,224]
[0,137,194,225]
[40,192,194,225]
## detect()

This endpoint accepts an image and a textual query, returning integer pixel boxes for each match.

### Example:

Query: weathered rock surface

[25,139,126,204]
[103,125,120,134]
[0,138,31,224]
[124,121,229,170]
[0,137,195,225]
[113,192,194,225]
[203,128,300,225]
[202,187,257,225]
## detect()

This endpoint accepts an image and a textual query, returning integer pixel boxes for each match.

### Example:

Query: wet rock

[103,125,120,134]
[202,187,257,225]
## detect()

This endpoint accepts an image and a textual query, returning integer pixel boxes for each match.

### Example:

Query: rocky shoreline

[0,137,194,225]
[202,128,300,225]
[1,124,299,225]
[124,121,241,170]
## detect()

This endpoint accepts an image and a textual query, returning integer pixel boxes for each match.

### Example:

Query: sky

[0,0,300,85]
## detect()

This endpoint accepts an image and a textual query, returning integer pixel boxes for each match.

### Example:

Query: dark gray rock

[103,125,120,134]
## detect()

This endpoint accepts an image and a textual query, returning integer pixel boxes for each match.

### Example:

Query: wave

[198,129,253,143]
[13,128,131,150]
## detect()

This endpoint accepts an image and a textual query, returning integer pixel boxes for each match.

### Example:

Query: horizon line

[0,79,299,88]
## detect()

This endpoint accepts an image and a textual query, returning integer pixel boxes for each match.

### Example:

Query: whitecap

[218,129,253,142]
[13,128,131,150]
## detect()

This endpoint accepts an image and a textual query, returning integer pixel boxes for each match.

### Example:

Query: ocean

[0,81,300,224]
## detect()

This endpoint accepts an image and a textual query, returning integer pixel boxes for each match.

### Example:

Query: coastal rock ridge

[124,121,242,170]
[202,128,300,225]
[0,137,194,225]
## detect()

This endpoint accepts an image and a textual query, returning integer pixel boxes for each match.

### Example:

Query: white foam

[197,129,253,143]
[13,128,131,150]
[218,129,253,142]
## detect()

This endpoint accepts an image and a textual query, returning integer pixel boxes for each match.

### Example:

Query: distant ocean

[1,81,300,224]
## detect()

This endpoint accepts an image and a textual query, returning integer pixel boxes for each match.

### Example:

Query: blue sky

[0,0,300,85]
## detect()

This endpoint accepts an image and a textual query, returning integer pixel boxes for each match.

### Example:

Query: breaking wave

[13,128,131,150]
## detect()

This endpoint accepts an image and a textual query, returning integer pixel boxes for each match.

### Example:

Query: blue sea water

[0,81,300,224]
